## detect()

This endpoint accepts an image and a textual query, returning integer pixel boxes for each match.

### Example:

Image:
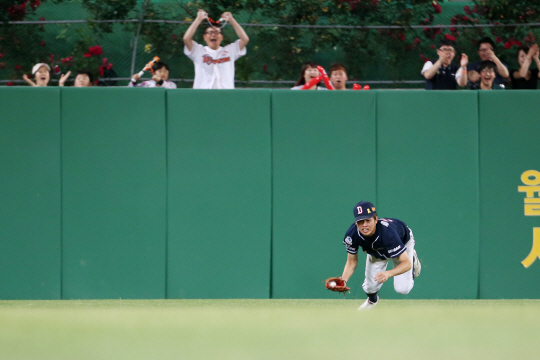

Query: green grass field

[0,299,538,360]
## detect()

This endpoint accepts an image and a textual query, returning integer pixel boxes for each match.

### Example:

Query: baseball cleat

[358,296,378,310]
[413,250,421,278]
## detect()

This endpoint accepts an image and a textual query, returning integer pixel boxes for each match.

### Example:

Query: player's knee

[394,283,413,295]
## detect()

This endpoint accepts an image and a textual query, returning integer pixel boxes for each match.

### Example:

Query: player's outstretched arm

[222,12,249,50]
[183,9,207,52]
[341,253,358,283]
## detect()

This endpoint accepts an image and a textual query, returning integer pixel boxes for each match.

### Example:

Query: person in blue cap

[339,201,421,310]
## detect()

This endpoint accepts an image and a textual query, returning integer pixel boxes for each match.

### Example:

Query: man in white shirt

[183,10,249,89]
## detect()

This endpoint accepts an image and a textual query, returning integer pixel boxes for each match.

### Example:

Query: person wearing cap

[22,63,50,87]
[338,201,421,310]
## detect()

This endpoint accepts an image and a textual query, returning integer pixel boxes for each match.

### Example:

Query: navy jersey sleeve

[343,224,358,255]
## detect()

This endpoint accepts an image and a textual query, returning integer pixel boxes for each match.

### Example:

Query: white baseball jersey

[184,39,246,89]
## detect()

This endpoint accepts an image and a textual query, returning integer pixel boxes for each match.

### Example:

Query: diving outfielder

[340,201,421,310]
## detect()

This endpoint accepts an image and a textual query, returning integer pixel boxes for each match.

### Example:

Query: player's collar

[204,45,223,53]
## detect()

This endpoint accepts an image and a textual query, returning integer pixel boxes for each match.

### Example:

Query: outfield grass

[0,299,538,360]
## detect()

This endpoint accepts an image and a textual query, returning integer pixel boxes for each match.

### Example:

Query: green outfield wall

[0,89,539,300]
[0,88,61,300]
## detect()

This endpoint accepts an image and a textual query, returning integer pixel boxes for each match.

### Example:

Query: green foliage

[435,0,540,70]
[0,0,50,79]
[2,0,540,86]
[82,0,139,33]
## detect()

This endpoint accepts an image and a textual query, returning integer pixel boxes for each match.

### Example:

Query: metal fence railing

[2,0,540,88]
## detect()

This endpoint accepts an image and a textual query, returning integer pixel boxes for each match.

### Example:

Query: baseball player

[340,201,421,310]
[183,9,249,89]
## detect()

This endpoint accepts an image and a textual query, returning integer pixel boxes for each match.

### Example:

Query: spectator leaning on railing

[510,44,540,90]
[421,38,468,90]
[183,10,249,89]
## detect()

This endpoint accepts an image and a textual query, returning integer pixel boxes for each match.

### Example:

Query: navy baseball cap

[353,201,377,222]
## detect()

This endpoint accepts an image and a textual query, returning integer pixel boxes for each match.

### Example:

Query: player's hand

[374,271,389,284]
[131,73,141,81]
[59,70,71,87]
[197,9,208,20]
[221,11,233,22]
[460,53,468,67]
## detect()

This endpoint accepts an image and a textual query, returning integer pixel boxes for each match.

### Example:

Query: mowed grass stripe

[0,300,538,360]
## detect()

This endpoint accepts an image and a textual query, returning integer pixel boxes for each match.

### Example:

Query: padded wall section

[272,91,377,299]
[478,91,540,299]
[0,88,61,299]
[167,90,272,298]
[377,91,480,299]
[61,88,167,299]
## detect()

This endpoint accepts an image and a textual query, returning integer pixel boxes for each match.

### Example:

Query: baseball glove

[324,277,350,294]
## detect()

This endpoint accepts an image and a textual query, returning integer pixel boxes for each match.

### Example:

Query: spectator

[510,44,540,89]
[467,60,504,90]
[291,62,328,90]
[74,70,94,87]
[329,63,348,90]
[467,37,509,87]
[421,38,468,90]
[129,61,176,89]
[183,10,249,89]
[58,70,94,87]
[22,63,50,87]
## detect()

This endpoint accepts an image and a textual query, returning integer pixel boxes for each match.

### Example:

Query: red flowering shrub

[88,45,103,56]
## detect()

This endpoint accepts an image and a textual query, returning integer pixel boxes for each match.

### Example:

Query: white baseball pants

[362,229,416,295]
